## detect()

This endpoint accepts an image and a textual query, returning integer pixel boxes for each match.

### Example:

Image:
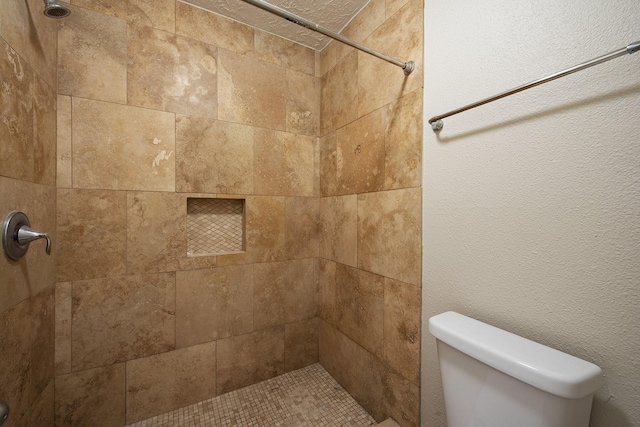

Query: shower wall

[0,0,58,426]
[316,0,423,425]
[53,2,320,425]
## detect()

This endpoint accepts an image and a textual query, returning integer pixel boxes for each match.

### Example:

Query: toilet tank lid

[429,311,603,399]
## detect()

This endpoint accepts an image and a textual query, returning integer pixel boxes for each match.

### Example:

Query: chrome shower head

[43,0,70,18]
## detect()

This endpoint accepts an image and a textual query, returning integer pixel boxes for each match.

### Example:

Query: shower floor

[125,363,377,427]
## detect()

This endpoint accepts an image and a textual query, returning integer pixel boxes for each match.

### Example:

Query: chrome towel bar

[429,41,640,131]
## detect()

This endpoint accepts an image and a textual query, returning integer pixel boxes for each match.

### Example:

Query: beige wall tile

[33,75,56,187]
[319,195,358,267]
[128,25,218,118]
[127,191,218,274]
[176,116,254,194]
[357,188,421,286]
[320,51,358,136]
[383,90,422,190]
[218,49,286,131]
[318,259,338,326]
[384,278,420,385]
[0,0,57,89]
[55,282,73,375]
[382,355,420,427]
[286,69,320,137]
[334,108,386,194]
[0,296,34,423]
[127,191,184,274]
[70,0,127,19]
[126,342,217,423]
[320,132,338,196]
[315,50,322,77]
[319,41,337,78]
[176,2,254,55]
[217,196,286,265]
[216,326,285,394]
[128,0,175,33]
[56,95,72,188]
[55,364,126,427]
[0,177,56,313]
[335,264,384,358]
[318,320,359,397]
[386,0,411,20]
[20,381,54,427]
[56,189,127,282]
[252,30,315,75]
[72,98,176,191]
[313,136,321,197]
[254,259,317,330]
[319,321,419,426]
[285,317,319,372]
[0,286,55,426]
[71,273,176,370]
[335,0,386,63]
[176,265,254,348]
[29,286,55,403]
[357,0,423,117]
[285,197,320,259]
[58,5,127,103]
[254,128,315,197]
[0,40,34,183]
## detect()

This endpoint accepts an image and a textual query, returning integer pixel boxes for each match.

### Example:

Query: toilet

[429,311,603,427]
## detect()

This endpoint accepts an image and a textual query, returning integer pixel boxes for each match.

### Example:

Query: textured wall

[53,2,320,425]
[421,0,640,426]
[0,0,58,426]
[317,0,424,425]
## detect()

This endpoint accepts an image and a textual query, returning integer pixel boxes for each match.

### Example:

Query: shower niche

[187,197,246,256]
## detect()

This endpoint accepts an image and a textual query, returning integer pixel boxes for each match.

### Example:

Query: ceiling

[178,0,370,50]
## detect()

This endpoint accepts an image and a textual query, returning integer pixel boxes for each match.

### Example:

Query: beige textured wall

[316,0,424,425]
[421,0,640,426]
[0,0,58,425]
[53,2,321,425]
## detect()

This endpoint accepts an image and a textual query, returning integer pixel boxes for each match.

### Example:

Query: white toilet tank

[429,312,603,427]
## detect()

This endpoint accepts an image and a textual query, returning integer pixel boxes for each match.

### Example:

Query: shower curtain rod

[235,0,415,75]
[429,40,640,131]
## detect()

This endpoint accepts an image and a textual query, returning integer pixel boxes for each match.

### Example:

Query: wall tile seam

[58,319,319,376]
[315,14,401,80]
[0,175,59,192]
[0,34,58,95]
[318,262,422,384]
[318,86,424,139]
[319,319,420,388]
[316,257,422,288]
[61,94,318,141]
[174,318,319,352]
[320,184,423,198]
[175,3,318,73]
[59,35,317,121]
[0,282,57,339]
[60,3,174,36]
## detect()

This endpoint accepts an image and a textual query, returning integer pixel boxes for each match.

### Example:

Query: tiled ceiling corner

[178,0,370,50]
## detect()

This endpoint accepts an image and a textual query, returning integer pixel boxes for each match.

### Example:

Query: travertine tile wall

[317,0,423,426]
[0,0,58,426]
[0,0,422,425]
[0,0,57,427]
[53,2,320,425]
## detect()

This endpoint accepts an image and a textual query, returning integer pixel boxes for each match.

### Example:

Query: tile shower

[0,0,423,426]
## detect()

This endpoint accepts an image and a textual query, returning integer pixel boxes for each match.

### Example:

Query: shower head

[43,0,70,18]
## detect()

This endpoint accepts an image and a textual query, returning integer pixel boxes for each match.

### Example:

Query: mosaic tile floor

[126,363,377,427]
